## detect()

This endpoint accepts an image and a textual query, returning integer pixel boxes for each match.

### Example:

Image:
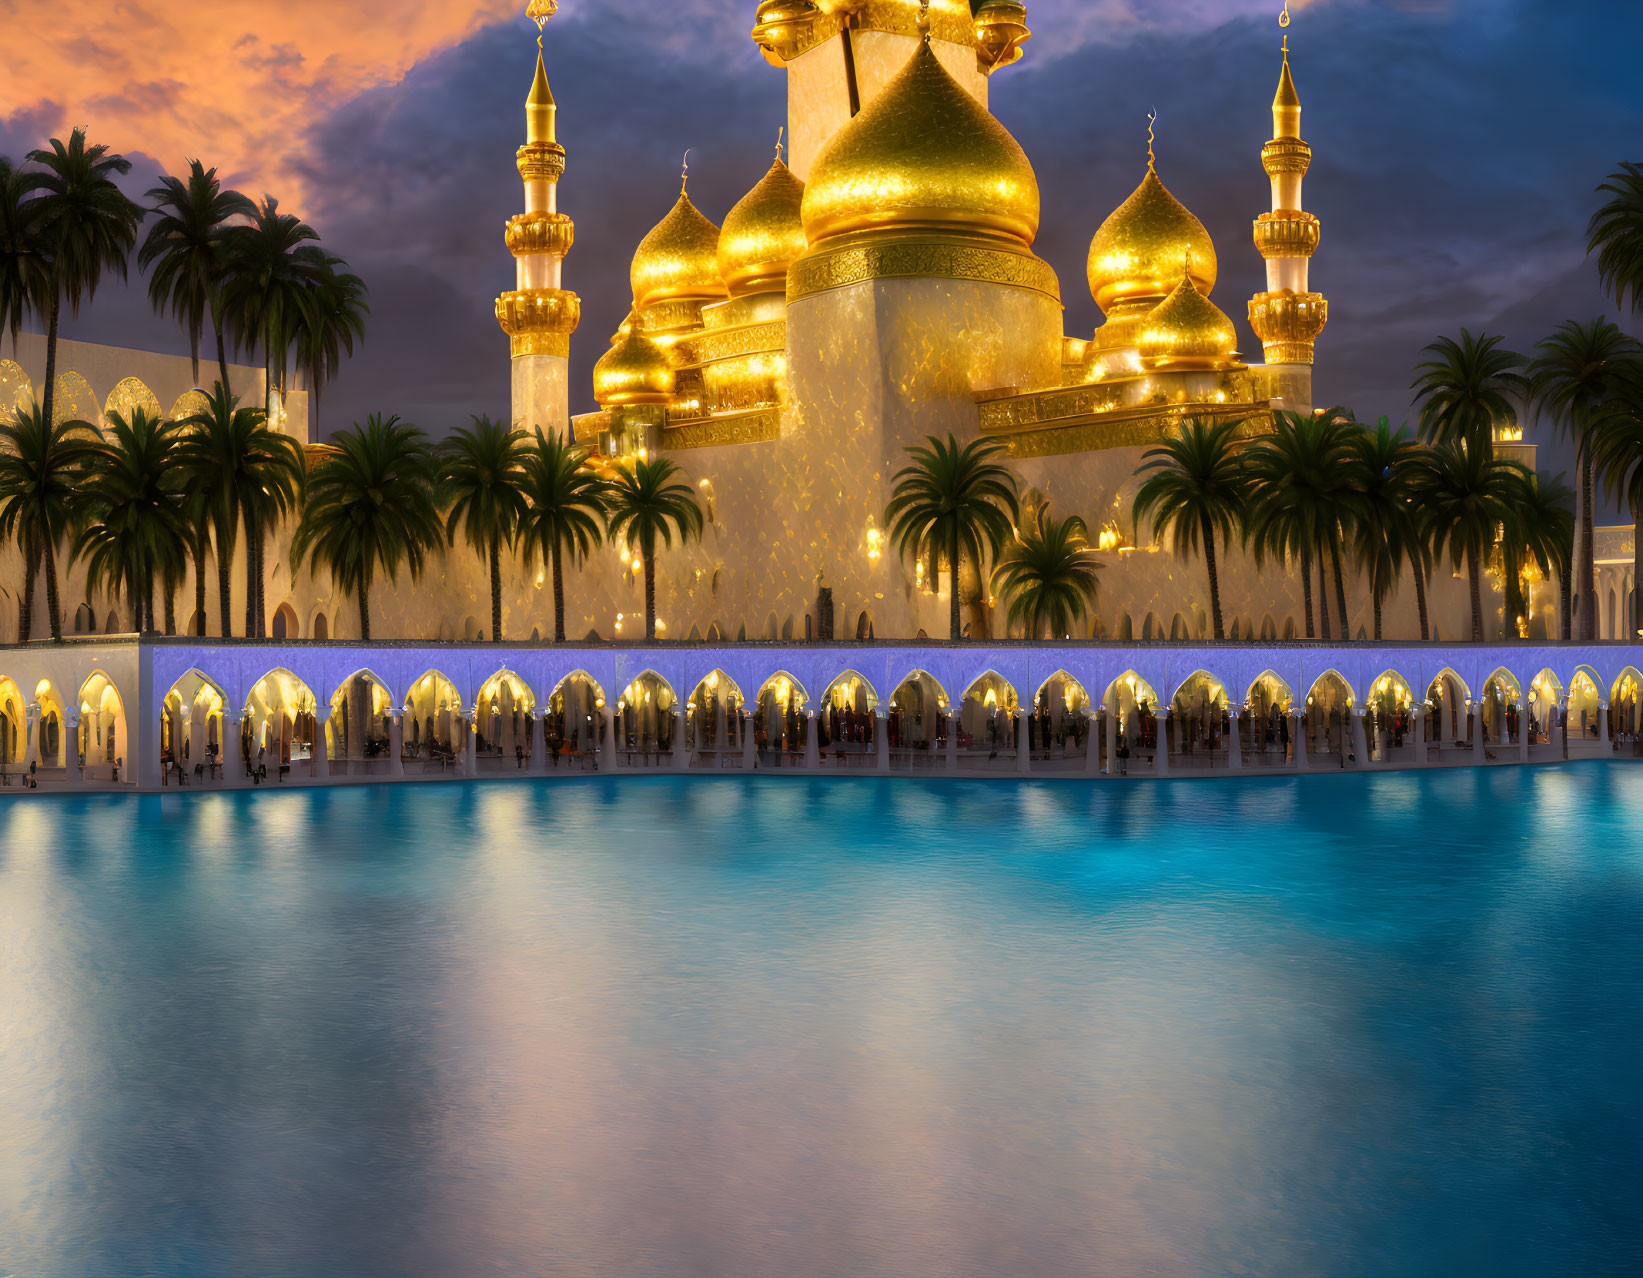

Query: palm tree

[884,434,1020,641]
[292,256,368,435]
[1244,411,1353,639]
[138,161,255,390]
[441,415,531,642]
[291,414,443,642]
[0,157,49,355]
[1591,378,1643,637]
[519,427,608,643]
[1589,162,1643,315]
[1347,419,1429,640]
[990,503,1102,639]
[1507,468,1575,641]
[604,455,704,641]
[220,196,325,424]
[1133,417,1247,640]
[0,403,99,640]
[70,407,189,633]
[1418,442,1525,641]
[1526,319,1642,640]
[1411,330,1525,459]
[26,129,144,441]
[176,384,303,637]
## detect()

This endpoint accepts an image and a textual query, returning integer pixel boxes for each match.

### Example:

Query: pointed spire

[1146,109,1157,173]
[1272,9,1302,139]
[526,49,557,145]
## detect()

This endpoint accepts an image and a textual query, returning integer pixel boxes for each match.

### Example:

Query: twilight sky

[3,0,1641,484]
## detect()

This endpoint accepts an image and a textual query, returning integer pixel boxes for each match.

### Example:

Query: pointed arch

[244,668,319,768]
[1102,670,1159,713]
[1484,666,1522,702]
[0,675,25,766]
[1424,666,1470,703]
[1033,668,1088,705]
[1611,666,1642,705]
[1305,669,1355,708]
[1168,668,1229,707]
[617,669,676,712]
[169,388,210,422]
[548,669,606,704]
[756,670,809,707]
[1364,670,1415,714]
[688,668,744,707]
[405,668,463,714]
[1244,669,1294,711]
[821,669,878,711]
[104,376,161,425]
[271,602,300,640]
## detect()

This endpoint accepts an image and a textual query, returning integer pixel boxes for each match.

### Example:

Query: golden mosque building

[2,0,1639,649]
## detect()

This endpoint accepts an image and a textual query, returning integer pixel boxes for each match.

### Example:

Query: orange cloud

[0,0,520,210]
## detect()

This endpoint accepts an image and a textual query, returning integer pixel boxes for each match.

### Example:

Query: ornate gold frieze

[505,211,575,259]
[516,141,566,184]
[987,401,1273,459]
[663,407,783,451]
[788,237,1060,303]
[978,382,1130,432]
[636,298,707,336]
[1252,210,1320,260]
[1261,137,1311,178]
[683,321,787,367]
[571,410,610,445]
[1248,290,1328,365]
[497,287,581,358]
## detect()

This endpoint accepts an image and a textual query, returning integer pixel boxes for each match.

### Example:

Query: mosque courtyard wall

[2,637,1638,795]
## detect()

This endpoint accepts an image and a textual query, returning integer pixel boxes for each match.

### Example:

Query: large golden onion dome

[717,152,808,297]
[1137,271,1240,372]
[593,329,676,406]
[800,34,1039,247]
[630,189,728,311]
[1087,166,1217,316]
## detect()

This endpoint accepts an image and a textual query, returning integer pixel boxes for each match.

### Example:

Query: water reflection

[1,766,1641,1275]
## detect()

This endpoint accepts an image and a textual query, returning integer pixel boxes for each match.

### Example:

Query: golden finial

[1147,110,1157,172]
[776,127,784,163]
[526,0,557,48]
[1279,0,1291,28]
[918,0,931,39]
[681,149,693,195]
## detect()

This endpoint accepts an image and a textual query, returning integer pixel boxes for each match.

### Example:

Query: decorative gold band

[1249,290,1328,365]
[788,236,1061,304]
[635,298,707,335]
[1252,210,1321,260]
[663,407,782,451]
[753,2,983,65]
[1259,342,1317,366]
[1261,137,1312,178]
[506,212,575,259]
[517,142,567,184]
[509,333,571,358]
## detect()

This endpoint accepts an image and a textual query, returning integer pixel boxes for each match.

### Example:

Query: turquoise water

[1,767,1640,1276]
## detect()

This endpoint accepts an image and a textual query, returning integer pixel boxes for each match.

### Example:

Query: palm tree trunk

[193,536,208,635]
[489,538,503,642]
[1200,513,1223,640]
[41,297,60,443]
[1300,543,1315,638]
[1578,443,1597,640]
[244,515,257,638]
[1330,541,1351,639]
[358,580,371,642]
[19,539,37,643]
[189,322,201,388]
[255,532,266,638]
[1633,503,1643,639]
[164,590,176,636]
[949,524,962,641]
[1560,558,1573,642]
[216,518,235,637]
[1373,590,1383,642]
[214,324,231,398]
[552,539,566,644]
[644,545,657,641]
[1468,548,1484,641]
[1316,540,1332,640]
[42,534,63,642]
[1412,555,1430,641]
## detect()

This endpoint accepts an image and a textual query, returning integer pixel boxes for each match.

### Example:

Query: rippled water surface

[2,766,1641,1276]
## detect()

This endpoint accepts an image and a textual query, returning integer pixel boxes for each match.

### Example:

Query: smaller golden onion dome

[717,152,808,297]
[1273,50,1302,140]
[800,36,1039,246]
[1087,166,1217,315]
[593,329,675,406]
[631,189,728,310]
[1137,271,1240,371]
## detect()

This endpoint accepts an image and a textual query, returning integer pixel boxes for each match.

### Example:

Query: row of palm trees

[0,385,704,644]
[1,129,368,425]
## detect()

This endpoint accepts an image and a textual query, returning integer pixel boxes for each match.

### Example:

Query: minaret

[1248,14,1327,413]
[497,1,581,433]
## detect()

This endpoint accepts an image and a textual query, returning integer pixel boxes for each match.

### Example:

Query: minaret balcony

[1253,210,1321,260]
[1248,290,1328,365]
[497,288,582,358]
[505,212,575,259]
[1261,137,1311,179]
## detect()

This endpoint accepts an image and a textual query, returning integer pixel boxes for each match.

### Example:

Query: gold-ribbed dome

[631,190,728,311]
[800,35,1039,246]
[1087,167,1217,316]
[1137,271,1240,372]
[593,329,676,406]
[717,153,808,297]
